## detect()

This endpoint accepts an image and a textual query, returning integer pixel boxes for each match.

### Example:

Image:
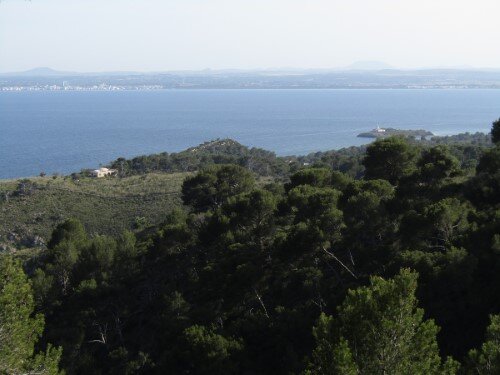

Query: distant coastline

[4,68,500,91]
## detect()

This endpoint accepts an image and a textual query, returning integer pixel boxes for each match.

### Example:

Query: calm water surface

[1,89,500,178]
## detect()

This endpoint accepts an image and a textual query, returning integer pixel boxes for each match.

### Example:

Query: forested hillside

[1,123,500,374]
[2,132,489,251]
[106,132,491,179]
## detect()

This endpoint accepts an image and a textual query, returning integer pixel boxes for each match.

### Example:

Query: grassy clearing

[0,173,188,247]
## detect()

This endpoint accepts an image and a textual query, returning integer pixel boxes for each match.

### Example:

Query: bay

[1,89,499,179]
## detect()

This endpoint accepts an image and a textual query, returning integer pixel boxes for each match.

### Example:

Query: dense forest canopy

[1,121,500,374]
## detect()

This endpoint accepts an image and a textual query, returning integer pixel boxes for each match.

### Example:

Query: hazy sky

[1,0,500,72]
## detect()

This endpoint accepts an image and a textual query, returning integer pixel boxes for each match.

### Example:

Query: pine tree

[491,118,500,145]
[363,137,417,185]
[306,269,459,375]
[465,315,500,374]
[0,256,62,374]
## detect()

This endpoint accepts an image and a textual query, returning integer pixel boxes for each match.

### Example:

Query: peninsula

[358,126,434,138]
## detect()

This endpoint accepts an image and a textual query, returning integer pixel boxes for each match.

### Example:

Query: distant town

[1,83,163,92]
[3,67,500,91]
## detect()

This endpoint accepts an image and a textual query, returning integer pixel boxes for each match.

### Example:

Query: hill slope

[0,173,186,250]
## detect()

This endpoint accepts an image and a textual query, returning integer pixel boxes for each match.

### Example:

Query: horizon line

[3,65,500,76]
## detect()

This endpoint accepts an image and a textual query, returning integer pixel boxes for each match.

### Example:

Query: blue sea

[1,89,500,179]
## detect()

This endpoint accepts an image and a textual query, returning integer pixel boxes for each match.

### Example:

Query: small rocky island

[358,126,434,139]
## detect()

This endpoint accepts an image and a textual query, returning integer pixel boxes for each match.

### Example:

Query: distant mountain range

[3,62,500,77]
[0,67,152,77]
[0,67,78,77]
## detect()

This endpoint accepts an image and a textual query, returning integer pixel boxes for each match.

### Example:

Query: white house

[91,167,117,178]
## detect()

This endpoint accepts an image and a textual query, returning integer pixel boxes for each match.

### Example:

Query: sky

[1,0,500,73]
